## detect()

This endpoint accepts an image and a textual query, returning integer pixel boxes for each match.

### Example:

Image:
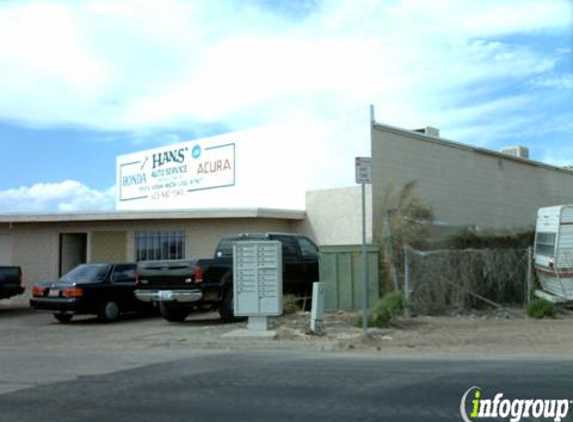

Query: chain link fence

[403,247,532,315]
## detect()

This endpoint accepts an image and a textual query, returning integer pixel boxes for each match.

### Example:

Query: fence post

[404,246,411,318]
[384,218,400,291]
[526,246,533,305]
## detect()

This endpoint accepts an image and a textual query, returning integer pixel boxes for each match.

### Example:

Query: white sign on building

[116,125,306,211]
[118,141,235,203]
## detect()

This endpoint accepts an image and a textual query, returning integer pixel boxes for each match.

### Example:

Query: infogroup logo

[460,386,570,422]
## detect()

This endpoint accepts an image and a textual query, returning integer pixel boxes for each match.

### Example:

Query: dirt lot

[274,308,573,357]
[3,297,573,358]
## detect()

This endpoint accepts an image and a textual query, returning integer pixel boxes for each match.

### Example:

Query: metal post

[404,246,411,318]
[527,246,533,305]
[356,156,372,339]
[362,183,368,338]
[369,104,376,125]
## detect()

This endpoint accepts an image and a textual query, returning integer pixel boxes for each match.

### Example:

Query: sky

[0,0,571,213]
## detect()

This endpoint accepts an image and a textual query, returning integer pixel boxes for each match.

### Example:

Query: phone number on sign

[151,188,185,200]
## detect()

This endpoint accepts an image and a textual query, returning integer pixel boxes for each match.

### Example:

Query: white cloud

[0,181,115,213]
[0,0,568,128]
[530,74,573,90]
[0,0,570,200]
[541,151,573,169]
[438,0,571,35]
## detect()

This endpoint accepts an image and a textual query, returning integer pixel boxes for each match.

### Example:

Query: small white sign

[355,157,372,184]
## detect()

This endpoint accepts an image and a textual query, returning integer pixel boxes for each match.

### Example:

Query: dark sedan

[30,263,153,323]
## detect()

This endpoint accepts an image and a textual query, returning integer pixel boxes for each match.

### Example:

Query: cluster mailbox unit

[233,241,283,332]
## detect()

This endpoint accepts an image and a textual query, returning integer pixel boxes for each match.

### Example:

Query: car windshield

[0,267,20,282]
[59,264,110,284]
[216,236,267,257]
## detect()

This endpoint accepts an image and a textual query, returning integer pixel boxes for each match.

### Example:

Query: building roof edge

[372,121,573,175]
[0,208,306,223]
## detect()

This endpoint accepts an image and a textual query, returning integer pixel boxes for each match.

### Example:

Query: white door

[0,234,12,265]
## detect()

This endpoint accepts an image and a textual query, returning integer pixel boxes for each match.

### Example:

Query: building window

[135,230,185,261]
[535,232,556,258]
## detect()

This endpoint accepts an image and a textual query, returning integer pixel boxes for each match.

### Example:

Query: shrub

[443,227,535,250]
[357,291,406,328]
[283,294,301,315]
[527,299,557,319]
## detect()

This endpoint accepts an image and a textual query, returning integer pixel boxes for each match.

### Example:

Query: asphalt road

[2,351,573,422]
[3,303,573,421]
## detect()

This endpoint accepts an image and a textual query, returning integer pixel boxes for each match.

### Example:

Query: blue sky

[0,0,571,212]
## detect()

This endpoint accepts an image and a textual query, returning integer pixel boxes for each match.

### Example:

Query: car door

[270,235,307,295]
[296,236,319,283]
[109,264,138,311]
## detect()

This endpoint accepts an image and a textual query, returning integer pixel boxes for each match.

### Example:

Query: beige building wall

[10,227,59,290]
[1,216,296,287]
[91,231,127,263]
[123,218,293,259]
[0,232,12,265]
[371,123,573,239]
[294,186,373,245]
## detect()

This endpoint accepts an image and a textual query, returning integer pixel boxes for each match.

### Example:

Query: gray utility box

[233,241,283,317]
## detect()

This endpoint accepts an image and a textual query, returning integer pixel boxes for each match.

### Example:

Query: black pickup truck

[135,233,319,322]
[0,266,25,300]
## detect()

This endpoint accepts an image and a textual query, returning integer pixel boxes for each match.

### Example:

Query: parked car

[0,266,25,300]
[30,263,153,323]
[135,232,319,322]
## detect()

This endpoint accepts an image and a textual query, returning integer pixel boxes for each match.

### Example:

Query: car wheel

[218,287,246,323]
[98,300,120,323]
[159,302,189,322]
[53,313,73,323]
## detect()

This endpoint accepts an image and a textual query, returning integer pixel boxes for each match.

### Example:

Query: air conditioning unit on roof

[500,145,529,159]
[413,126,440,137]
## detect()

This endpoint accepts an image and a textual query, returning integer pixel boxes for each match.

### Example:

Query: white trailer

[534,205,573,302]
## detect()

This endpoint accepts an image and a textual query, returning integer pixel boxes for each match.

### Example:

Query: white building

[2,119,572,287]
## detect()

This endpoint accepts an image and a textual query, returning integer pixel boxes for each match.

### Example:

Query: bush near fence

[440,227,535,250]
[377,181,535,314]
[407,247,530,315]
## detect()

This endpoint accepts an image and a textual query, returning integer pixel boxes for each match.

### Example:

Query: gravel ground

[3,297,573,358]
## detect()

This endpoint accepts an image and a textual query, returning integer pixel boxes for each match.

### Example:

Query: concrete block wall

[124,218,293,260]
[294,186,373,245]
[91,231,128,263]
[180,218,292,259]
[371,124,573,238]
[10,227,59,289]
[3,217,295,287]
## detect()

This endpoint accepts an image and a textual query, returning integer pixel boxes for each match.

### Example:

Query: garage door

[0,234,12,265]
